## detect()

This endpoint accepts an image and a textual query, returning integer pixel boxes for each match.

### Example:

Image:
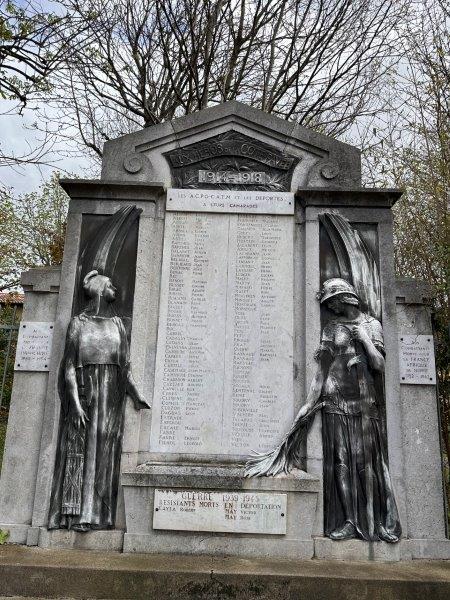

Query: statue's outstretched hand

[133,397,152,410]
[126,369,151,410]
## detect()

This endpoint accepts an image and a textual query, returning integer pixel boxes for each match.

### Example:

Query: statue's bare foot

[377,525,399,543]
[329,521,356,540]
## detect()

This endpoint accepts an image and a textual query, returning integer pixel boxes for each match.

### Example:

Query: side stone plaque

[153,489,287,534]
[14,321,54,371]
[150,195,294,456]
[399,334,436,385]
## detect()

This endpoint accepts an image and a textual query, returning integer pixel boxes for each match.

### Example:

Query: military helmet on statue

[317,278,359,304]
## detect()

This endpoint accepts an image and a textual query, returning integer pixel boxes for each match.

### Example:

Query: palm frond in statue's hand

[244,402,323,477]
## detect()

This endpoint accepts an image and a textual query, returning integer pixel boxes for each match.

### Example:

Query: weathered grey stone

[28,182,166,543]
[101,101,362,193]
[21,265,61,293]
[122,465,318,559]
[123,463,320,492]
[396,277,434,305]
[0,267,60,544]
[314,537,404,562]
[59,178,165,202]
[408,539,450,560]
[25,526,40,547]
[38,528,124,551]
[2,545,449,600]
[396,287,447,541]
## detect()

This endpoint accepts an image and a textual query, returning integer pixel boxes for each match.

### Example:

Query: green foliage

[0,303,21,412]
[0,173,69,291]
[0,1,67,105]
[0,528,10,545]
[0,409,8,475]
[363,1,449,510]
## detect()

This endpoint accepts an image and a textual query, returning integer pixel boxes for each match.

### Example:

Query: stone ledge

[59,178,165,201]
[124,532,314,559]
[0,545,449,600]
[396,278,434,305]
[21,266,61,293]
[0,523,29,545]
[314,537,450,562]
[296,187,403,208]
[38,528,124,552]
[122,463,321,493]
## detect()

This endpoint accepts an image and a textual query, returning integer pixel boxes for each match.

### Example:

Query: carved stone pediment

[164,131,299,191]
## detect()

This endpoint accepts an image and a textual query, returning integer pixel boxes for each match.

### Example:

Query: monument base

[36,528,124,552]
[122,463,320,559]
[0,522,30,545]
[314,537,450,562]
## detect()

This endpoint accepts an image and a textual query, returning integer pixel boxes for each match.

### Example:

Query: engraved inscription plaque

[167,188,294,215]
[14,321,54,371]
[153,489,287,534]
[399,334,436,385]
[150,203,294,456]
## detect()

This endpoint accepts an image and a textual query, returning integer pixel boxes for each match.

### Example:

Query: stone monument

[0,101,448,560]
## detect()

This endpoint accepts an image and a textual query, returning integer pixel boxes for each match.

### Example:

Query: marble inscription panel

[150,210,294,456]
[153,489,287,534]
[14,321,54,371]
[399,334,436,385]
[167,188,294,215]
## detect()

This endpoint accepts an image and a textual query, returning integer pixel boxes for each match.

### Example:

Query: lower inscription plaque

[153,489,287,534]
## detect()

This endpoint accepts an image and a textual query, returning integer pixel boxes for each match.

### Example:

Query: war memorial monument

[0,101,448,595]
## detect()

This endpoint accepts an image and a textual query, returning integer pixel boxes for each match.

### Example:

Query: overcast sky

[0,101,94,194]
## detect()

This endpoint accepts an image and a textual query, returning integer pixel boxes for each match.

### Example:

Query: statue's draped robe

[49,315,129,529]
[318,314,401,541]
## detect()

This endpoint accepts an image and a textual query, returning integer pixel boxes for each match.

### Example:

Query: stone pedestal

[122,464,320,559]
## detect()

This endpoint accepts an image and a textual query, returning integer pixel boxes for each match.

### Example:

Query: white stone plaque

[14,321,54,371]
[153,489,287,535]
[150,210,294,456]
[167,188,294,215]
[399,334,436,385]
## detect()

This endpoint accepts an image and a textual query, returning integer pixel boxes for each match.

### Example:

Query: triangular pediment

[101,101,361,189]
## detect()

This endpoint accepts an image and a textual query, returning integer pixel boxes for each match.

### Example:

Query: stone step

[0,545,449,600]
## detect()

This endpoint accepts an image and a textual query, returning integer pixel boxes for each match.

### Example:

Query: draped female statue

[48,269,150,531]
[246,278,401,543]
[49,204,149,532]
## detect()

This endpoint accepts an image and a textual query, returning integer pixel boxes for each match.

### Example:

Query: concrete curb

[1,545,449,599]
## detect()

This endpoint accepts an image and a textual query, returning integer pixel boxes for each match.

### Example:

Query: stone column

[396,278,449,558]
[0,266,61,543]
[27,180,165,551]
[297,188,407,557]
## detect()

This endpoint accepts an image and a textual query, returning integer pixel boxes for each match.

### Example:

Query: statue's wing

[75,205,142,315]
[320,214,381,320]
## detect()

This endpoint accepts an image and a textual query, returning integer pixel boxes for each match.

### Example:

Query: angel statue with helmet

[246,215,401,543]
